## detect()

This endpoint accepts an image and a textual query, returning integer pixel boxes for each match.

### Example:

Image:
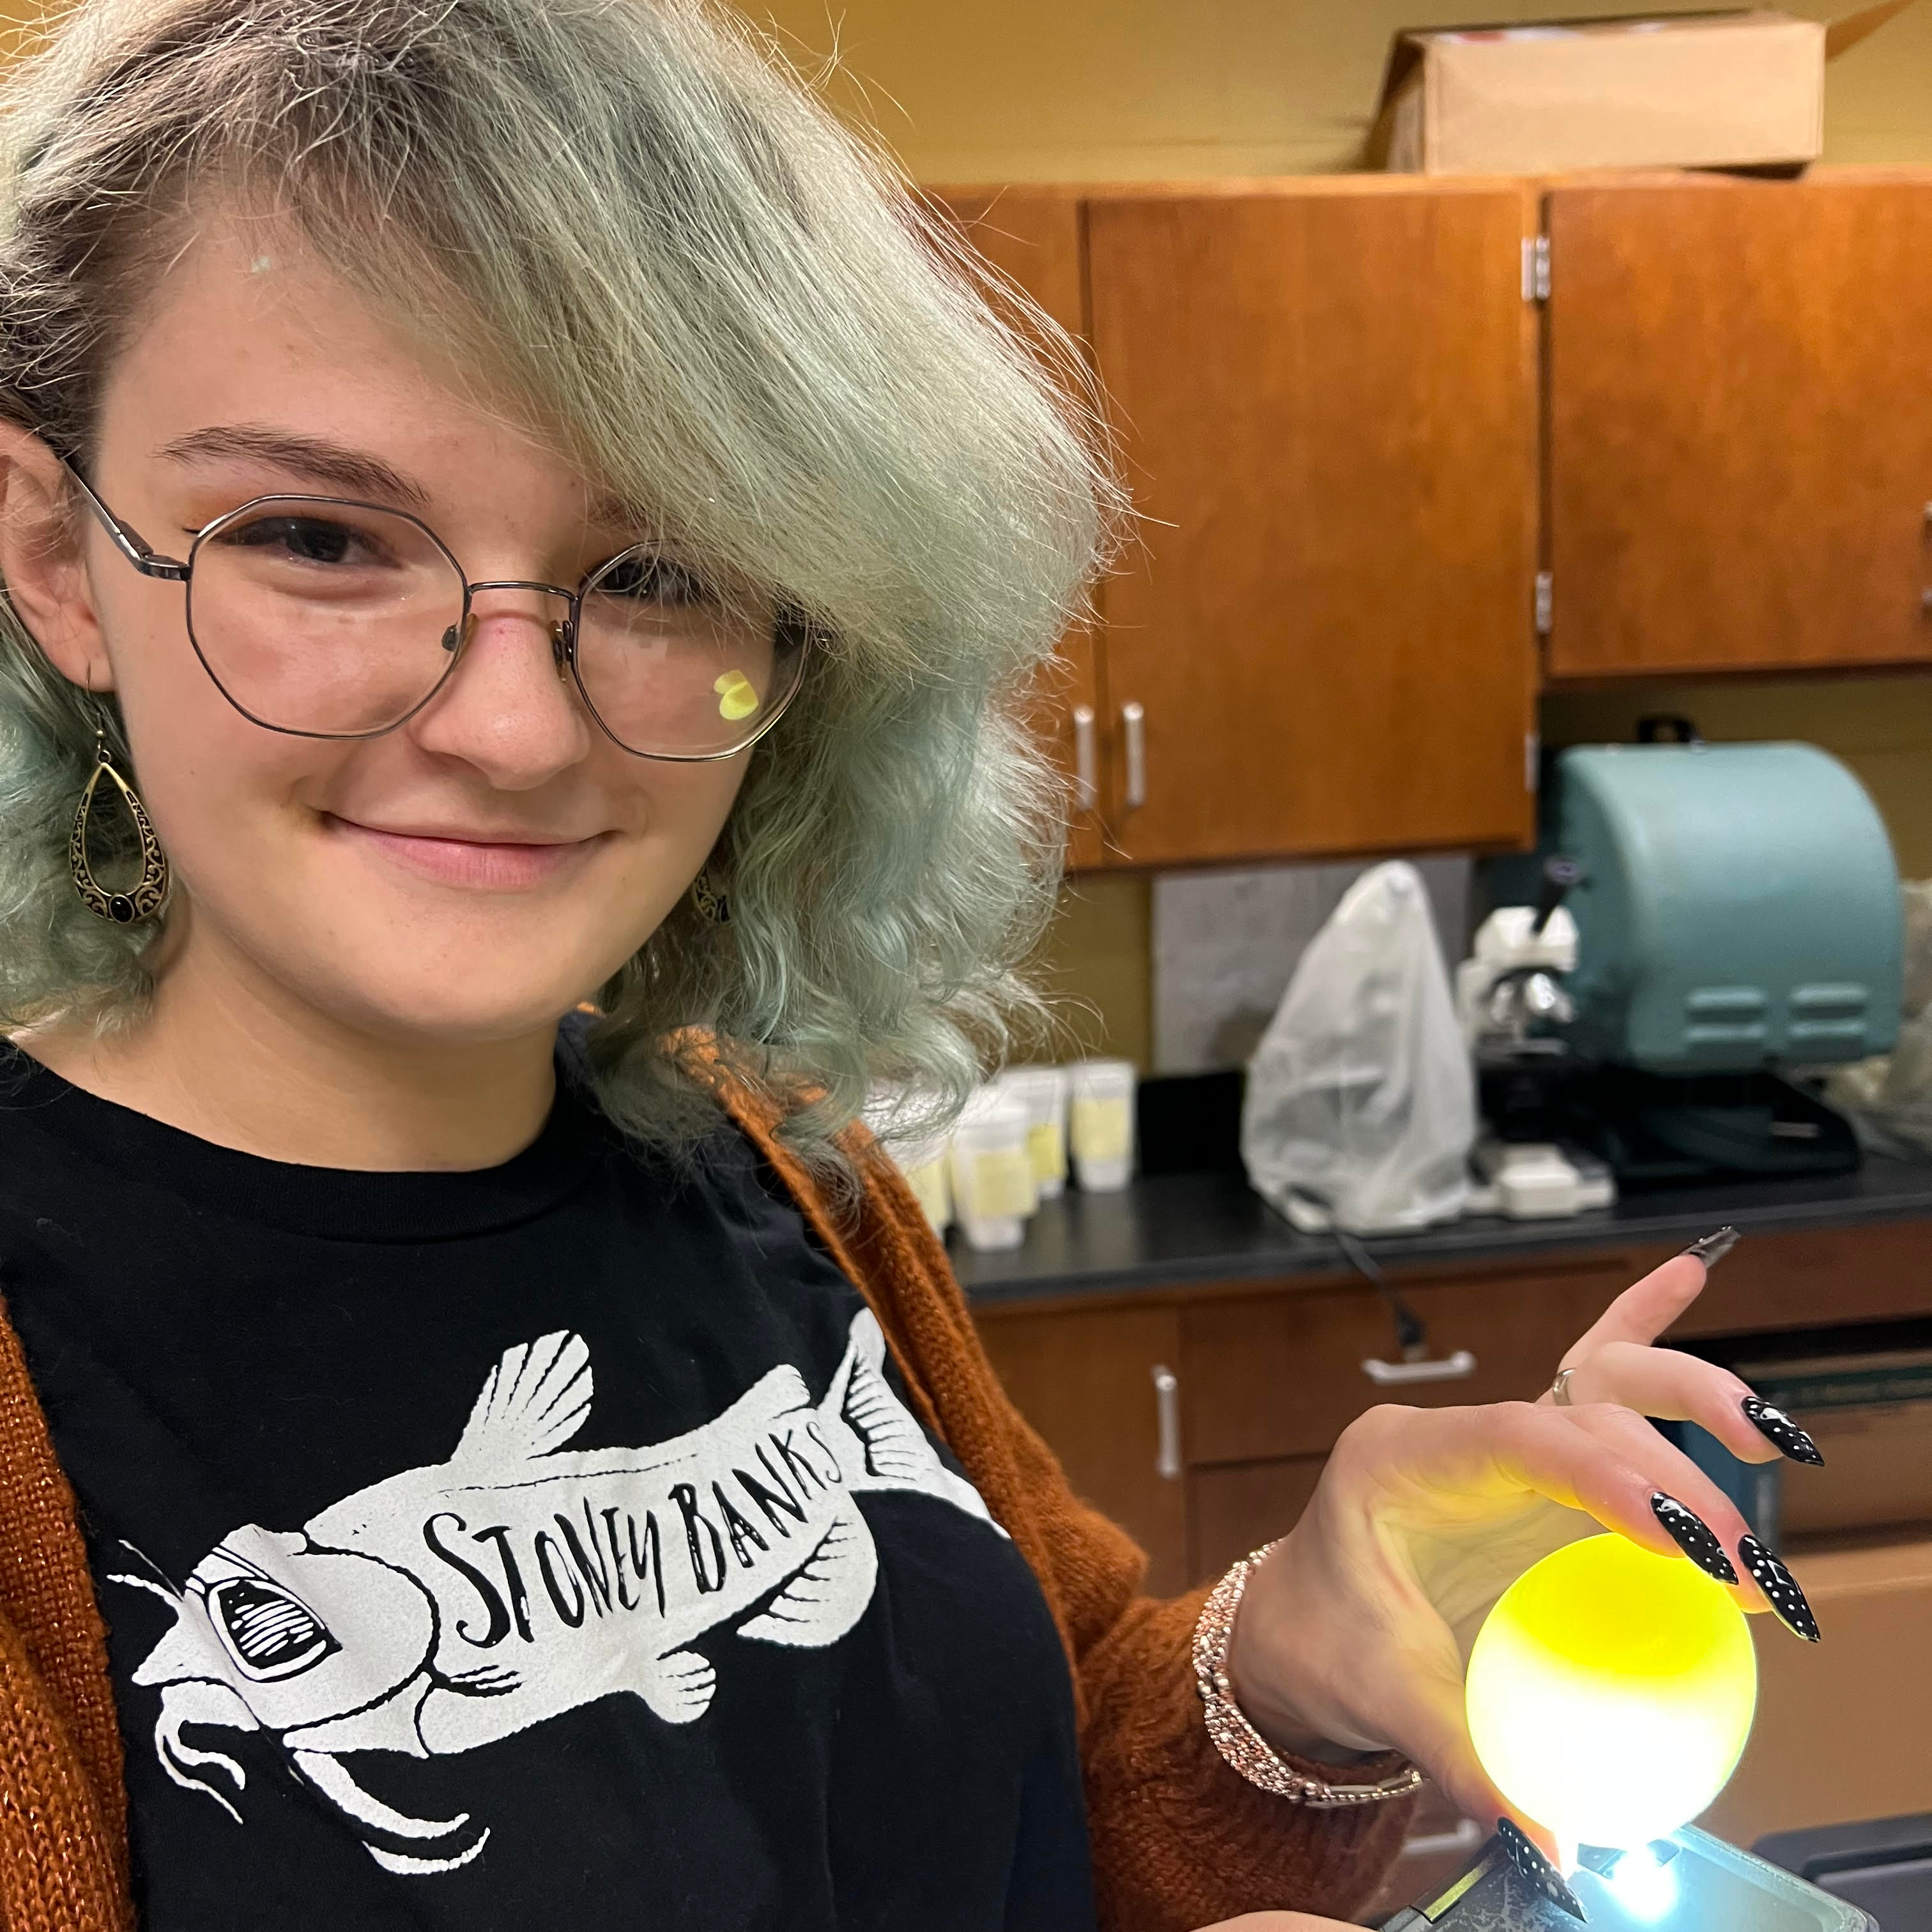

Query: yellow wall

[1542,675,1932,879]
[731,0,1932,1066]
[742,1,1932,181]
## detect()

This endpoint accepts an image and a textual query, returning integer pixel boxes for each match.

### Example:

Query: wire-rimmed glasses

[52,454,809,760]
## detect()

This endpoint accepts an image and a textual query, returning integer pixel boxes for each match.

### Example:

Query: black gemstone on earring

[1739,1535,1821,1642]
[1681,1225,1741,1268]
[1742,1396,1826,1466]
[108,894,134,924]
[1498,1818,1589,1922]
[1651,1492,1739,1584]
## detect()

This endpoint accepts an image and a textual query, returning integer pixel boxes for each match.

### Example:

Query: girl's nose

[409,588,592,785]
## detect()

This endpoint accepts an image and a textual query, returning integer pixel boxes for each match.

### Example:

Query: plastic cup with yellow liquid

[999,1066,1070,1201]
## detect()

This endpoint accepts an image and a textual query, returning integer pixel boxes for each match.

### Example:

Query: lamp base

[1380,1825,1876,1931]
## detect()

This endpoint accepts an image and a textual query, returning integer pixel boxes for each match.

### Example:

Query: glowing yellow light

[1465,1533,1756,1851]
[714,671,760,722]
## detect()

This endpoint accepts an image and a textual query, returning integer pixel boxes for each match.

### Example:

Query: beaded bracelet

[1192,1540,1425,1807]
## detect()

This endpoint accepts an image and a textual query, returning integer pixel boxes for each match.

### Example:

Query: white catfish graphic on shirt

[109,1307,1000,1876]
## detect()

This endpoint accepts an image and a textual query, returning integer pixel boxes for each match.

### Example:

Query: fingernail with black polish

[1682,1225,1741,1268]
[1742,1396,1825,1466]
[1740,1534,1821,1642]
[1651,1492,1739,1583]
[1498,1817,1589,1922]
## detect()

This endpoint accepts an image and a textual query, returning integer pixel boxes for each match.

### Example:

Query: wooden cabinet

[925,188,1110,871]
[1084,181,1540,866]
[974,1298,1190,1593]
[928,167,1932,867]
[970,1216,1932,1595]
[1545,172,1932,678]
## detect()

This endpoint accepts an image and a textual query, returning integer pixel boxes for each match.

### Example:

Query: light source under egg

[1465,1531,1758,1852]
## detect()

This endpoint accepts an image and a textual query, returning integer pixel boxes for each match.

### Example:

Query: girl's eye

[211,516,376,567]
[595,554,713,606]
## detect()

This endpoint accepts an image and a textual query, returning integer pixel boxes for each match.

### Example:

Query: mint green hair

[0,0,1116,1166]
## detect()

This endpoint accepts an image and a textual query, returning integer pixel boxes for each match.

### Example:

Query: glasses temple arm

[54,450,188,582]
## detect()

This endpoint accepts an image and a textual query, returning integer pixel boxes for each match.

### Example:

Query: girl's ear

[0,422,111,690]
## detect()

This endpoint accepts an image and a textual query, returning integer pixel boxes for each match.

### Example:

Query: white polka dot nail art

[1652,1492,1739,1584]
[1739,1534,1820,1642]
[1742,1397,1825,1466]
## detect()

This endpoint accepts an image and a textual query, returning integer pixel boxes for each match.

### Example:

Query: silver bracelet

[1192,1540,1425,1807]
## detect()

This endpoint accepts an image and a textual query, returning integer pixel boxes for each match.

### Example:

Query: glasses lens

[185,499,465,736]
[572,548,804,757]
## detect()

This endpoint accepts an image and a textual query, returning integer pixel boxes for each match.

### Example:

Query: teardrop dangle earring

[68,721,169,924]
[689,864,731,926]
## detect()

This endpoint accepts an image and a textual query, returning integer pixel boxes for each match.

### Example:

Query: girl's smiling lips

[323,812,606,889]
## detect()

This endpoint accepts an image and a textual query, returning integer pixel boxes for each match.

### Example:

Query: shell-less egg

[1466,1533,1758,1851]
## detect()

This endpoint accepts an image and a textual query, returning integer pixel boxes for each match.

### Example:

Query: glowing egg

[1465,1532,1757,1851]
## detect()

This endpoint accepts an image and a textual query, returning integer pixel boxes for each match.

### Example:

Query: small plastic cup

[947,1085,1038,1250]
[897,1134,953,1235]
[999,1064,1070,1200]
[861,1082,953,1234]
[1068,1058,1137,1192]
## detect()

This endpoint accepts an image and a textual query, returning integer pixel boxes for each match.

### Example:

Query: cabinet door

[1546,173,1932,677]
[972,1300,1188,1594]
[926,188,1109,870]
[1085,182,1540,866]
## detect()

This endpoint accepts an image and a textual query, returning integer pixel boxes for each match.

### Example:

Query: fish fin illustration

[738,1499,878,1648]
[454,1331,592,1466]
[827,1312,1002,1533]
[153,1678,257,1822]
[638,1649,717,1724]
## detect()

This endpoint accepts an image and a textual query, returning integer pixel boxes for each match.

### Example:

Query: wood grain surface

[1084,183,1540,865]
[1547,173,1932,677]
[924,188,1111,869]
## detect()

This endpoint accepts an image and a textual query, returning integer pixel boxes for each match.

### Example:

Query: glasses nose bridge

[460,576,579,664]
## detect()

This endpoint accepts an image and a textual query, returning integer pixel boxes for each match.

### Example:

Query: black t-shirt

[0,1034,1093,1931]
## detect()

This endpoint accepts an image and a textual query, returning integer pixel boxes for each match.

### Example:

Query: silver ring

[1550,1366,1577,1407]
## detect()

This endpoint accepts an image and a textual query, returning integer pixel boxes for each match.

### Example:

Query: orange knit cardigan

[0,1067,1414,1932]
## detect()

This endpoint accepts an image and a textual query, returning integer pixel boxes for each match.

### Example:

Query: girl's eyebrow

[152,423,433,510]
[150,422,641,528]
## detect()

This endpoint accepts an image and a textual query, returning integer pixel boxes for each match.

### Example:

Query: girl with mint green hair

[0,3,1823,1929]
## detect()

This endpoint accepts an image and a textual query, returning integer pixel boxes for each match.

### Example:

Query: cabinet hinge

[1521,233,1551,303]
[1534,570,1553,636]
[1525,730,1541,793]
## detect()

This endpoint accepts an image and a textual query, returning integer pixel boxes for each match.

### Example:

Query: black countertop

[949,1154,1932,1305]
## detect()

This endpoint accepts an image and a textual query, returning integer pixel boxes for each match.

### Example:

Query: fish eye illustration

[203,1574,341,1683]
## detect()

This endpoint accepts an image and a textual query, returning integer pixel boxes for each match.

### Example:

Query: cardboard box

[1367,4,1917,177]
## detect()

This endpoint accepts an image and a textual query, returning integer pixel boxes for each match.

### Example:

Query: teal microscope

[1477,732,1903,1188]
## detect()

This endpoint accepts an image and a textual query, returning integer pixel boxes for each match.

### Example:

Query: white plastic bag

[1241,860,1476,1234]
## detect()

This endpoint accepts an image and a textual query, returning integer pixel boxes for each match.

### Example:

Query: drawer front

[1190,1455,1328,1584]
[1181,1260,1642,1465]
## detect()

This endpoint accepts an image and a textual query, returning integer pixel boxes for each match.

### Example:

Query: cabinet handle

[1151,1363,1181,1480]
[1072,704,1098,813]
[1122,701,1147,810]
[1406,1820,1483,1859]
[1361,1349,1478,1386]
